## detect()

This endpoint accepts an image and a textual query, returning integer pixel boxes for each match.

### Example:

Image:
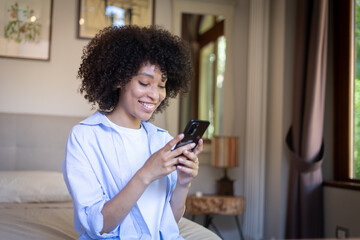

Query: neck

[106,110,141,129]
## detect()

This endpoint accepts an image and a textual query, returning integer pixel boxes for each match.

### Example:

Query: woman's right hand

[101,134,195,234]
[136,134,196,185]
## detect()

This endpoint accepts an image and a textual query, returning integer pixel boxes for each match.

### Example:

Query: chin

[145,113,156,121]
[138,112,154,122]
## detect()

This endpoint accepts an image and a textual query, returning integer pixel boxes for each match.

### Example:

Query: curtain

[285,0,328,238]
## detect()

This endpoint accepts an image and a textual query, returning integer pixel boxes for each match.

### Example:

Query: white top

[106,118,166,240]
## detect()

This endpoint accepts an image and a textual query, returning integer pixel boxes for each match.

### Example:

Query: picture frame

[77,0,154,40]
[0,0,53,61]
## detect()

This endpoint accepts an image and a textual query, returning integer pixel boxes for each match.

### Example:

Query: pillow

[0,171,72,203]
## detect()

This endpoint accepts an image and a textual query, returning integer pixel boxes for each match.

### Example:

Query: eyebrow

[136,72,154,79]
[136,72,168,83]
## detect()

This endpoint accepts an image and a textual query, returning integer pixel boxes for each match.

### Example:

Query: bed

[0,113,220,240]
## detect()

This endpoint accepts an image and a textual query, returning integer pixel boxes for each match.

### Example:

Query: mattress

[0,169,220,240]
[0,201,77,240]
[0,201,220,240]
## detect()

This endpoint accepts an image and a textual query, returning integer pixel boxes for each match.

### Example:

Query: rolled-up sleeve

[63,127,120,239]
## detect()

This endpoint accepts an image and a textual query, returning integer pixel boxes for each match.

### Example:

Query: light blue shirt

[63,111,183,240]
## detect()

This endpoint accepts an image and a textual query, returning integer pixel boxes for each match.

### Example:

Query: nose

[148,85,161,101]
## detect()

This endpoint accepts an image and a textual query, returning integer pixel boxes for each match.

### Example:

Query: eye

[139,81,148,87]
[159,85,166,89]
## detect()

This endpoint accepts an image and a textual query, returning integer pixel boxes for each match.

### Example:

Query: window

[354,0,360,179]
[333,0,360,183]
[179,14,226,139]
[198,35,226,139]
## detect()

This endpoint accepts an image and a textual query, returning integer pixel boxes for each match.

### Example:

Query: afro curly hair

[78,24,194,114]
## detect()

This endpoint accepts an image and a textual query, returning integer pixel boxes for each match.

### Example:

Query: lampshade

[211,136,238,168]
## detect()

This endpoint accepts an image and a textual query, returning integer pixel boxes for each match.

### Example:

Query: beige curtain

[285,0,328,238]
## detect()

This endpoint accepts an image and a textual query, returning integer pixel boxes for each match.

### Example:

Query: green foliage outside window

[353,0,360,178]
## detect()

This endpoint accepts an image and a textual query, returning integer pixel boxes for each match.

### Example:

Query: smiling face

[112,63,167,128]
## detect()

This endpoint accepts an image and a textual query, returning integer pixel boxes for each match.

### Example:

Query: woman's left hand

[176,139,203,186]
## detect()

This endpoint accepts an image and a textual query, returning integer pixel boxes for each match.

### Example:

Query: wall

[324,187,360,237]
[0,0,91,117]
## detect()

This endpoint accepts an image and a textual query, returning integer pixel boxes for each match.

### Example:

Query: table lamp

[211,136,238,196]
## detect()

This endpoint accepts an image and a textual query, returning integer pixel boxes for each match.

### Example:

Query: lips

[139,101,156,111]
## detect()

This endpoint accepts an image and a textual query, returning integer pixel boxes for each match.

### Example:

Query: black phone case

[175,120,210,150]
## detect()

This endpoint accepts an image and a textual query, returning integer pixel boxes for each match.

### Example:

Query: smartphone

[174,120,210,150]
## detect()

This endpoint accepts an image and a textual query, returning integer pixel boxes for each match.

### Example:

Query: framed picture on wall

[77,0,155,40]
[0,0,53,61]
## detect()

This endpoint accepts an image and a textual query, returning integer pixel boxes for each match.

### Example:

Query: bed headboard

[0,113,84,172]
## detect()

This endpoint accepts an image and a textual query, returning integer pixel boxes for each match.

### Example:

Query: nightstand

[185,195,245,240]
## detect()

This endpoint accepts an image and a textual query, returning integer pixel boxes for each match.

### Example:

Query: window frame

[179,15,224,139]
[332,0,360,187]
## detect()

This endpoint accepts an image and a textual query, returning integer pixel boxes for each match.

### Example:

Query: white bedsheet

[0,201,220,240]
[0,201,77,240]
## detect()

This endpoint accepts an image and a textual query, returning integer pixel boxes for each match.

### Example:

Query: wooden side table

[185,195,245,240]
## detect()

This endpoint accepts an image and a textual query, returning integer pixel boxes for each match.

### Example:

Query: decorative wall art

[0,0,53,60]
[77,0,154,39]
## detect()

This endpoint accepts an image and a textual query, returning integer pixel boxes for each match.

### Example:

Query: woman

[63,25,202,240]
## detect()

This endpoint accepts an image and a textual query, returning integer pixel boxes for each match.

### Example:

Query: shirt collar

[80,111,167,134]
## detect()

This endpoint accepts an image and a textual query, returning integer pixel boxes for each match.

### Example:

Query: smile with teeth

[139,101,156,110]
